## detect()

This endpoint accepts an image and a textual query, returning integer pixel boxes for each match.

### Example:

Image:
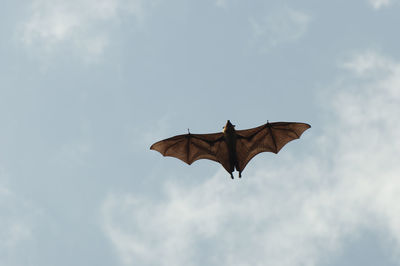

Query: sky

[1,0,400,265]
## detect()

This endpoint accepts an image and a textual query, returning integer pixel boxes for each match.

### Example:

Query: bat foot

[230,173,234,179]
[239,172,242,178]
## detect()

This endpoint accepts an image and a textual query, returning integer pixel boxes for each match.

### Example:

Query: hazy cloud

[368,0,393,9]
[101,50,400,266]
[0,182,40,265]
[20,0,154,60]
[129,114,173,151]
[342,50,396,75]
[215,0,227,8]
[249,7,310,52]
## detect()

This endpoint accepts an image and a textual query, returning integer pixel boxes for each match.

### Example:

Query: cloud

[129,114,173,151]
[341,50,396,75]
[0,188,30,247]
[368,0,393,9]
[20,0,154,60]
[49,120,93,167]
[215,0,227,8]
[249,7,310,52]
[0,181,41,265]
[101,50,400,266]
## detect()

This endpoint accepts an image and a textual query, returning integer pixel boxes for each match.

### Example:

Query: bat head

[223,120,235,133]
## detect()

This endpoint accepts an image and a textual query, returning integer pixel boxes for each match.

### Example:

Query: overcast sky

[1,0,400,265]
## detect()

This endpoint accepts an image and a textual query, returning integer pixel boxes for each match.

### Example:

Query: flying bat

[150,120,310,179]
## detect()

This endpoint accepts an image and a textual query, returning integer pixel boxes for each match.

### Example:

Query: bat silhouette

[150,120,310,179]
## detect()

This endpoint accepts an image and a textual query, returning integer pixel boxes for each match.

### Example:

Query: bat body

[150,120,310,179]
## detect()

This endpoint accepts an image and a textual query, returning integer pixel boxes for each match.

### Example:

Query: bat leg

[230,173,234,179]
[239,171,242,178]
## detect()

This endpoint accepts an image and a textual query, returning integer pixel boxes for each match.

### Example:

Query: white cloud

[342,50,396,76]
[101,50,400,266]
[369,0,393,9]
[20,0,154,60]
[249,7,310,52]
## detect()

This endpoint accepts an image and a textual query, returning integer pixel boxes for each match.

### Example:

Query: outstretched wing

[150,132,232,173]
[235,122,311,173]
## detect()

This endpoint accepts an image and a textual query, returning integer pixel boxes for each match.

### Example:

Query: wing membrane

[235,122,311,173]
[150,132,232,173]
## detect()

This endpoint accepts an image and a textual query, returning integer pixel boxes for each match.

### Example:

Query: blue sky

[1,0,400,265]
